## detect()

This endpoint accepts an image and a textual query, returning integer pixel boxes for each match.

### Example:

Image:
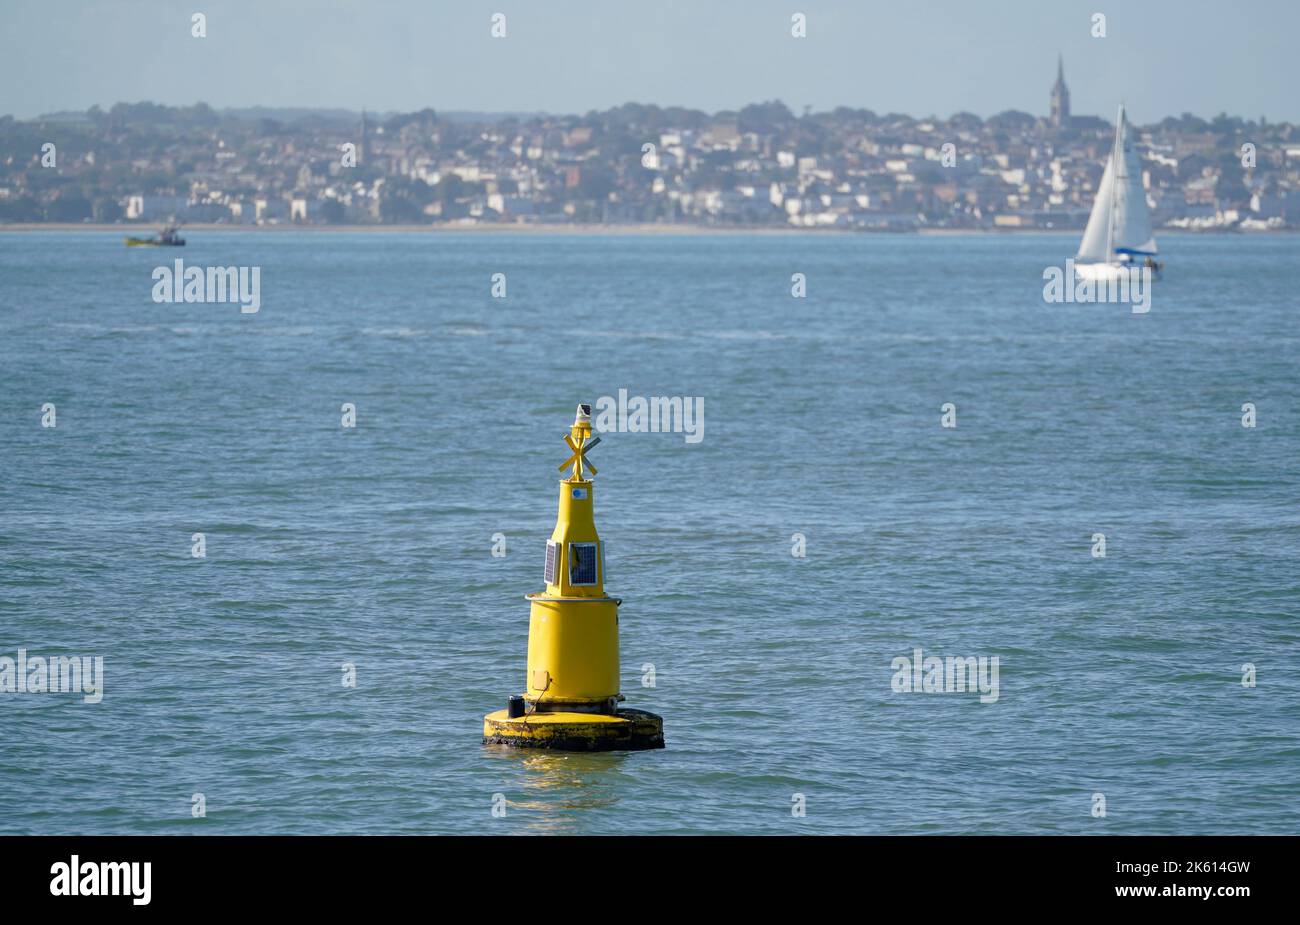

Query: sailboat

[1075,104,1162,281]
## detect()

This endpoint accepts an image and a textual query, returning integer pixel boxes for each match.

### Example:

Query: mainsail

[1077,104,1156,262]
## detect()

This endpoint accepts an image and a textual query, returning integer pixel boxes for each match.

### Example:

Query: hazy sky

[1,0,1296,123]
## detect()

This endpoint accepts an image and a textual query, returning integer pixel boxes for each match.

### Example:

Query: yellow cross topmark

[559,433,600,479]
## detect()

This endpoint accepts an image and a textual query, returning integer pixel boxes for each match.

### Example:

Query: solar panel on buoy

[569,542,598,585]
[544,540,558,584]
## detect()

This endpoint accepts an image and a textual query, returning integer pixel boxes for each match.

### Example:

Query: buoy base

[483,708,664,751]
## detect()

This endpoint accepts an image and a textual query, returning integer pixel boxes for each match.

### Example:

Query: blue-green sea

[1,230,1297,834]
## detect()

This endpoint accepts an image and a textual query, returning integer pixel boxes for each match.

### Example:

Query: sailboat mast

[1104,106,1123,262]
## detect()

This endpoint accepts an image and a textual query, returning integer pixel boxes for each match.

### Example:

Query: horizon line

[11,100,1290,128]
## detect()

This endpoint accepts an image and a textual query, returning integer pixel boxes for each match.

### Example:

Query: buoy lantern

[483,404,665,751]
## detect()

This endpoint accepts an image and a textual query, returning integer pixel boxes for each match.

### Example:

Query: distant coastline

[1,223,1292,236]
[5,89,1295,234]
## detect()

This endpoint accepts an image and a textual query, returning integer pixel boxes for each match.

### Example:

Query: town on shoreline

[3,62,1297,233]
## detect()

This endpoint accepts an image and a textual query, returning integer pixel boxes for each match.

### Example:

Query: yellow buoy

[483,404,665,751]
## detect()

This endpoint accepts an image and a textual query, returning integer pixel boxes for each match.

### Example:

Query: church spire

[1050,55,1071,129]
[359,107,370,165]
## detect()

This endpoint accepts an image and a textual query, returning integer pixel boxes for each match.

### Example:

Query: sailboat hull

[1074,262,1161,283]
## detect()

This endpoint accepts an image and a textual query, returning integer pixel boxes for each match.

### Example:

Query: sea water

[1,230,1297,833]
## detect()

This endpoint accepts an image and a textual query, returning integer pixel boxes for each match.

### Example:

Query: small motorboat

[125,225,186,247]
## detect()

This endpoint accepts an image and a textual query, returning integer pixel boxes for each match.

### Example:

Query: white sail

[1077,105,1156,262]
[1077,156,1115,262]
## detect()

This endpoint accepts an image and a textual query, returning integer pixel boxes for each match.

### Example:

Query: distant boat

[124,225,185,247]
[1075,104,1162,281]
